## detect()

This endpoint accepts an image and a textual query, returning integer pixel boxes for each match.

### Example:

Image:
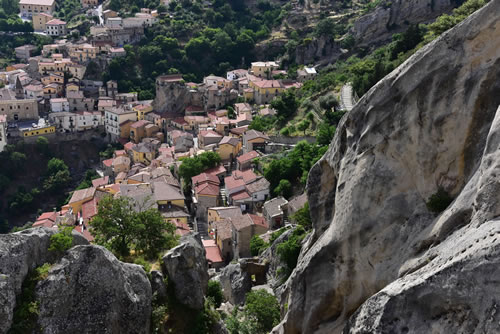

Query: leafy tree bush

[271,89,299,121]
[274,179,292,199]
[35,137,50,156]
[244,290,280,333]
[48,226,73,253]
[317,122,336,146]
[9,263,51,334]
[269,227,287,244]
[277,226,306,278]
[206,280,224,308]
[248,116,276,132]
[178,151,221,187]
[250,235,268,256]
[297,119,310,135]
[290,202,312,230]
[91,196,177,259]
[43,158,71,194]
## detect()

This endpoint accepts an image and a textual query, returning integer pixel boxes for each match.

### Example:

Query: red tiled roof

[172,117,188,125]
[114,150,126,157]
[32,219,56,228]
[205,165,226,177]
[131,120,149,128]
[103,158,113,167]
[82,197,99,221]
[124,142,134,151]
[231,189,250,201]
[92,176,109,188]
[175,220,191,237]
[237,150,259,163]
[195,182,220,196]
[199,130,222,138]
[233,169,258,183]
[46,18,66,25]
[192,172,220,186]
[248,213,268,229]
[203,239,224,264]
[224,175,245,191]
[252,80,282,89]
[37,211,57,222]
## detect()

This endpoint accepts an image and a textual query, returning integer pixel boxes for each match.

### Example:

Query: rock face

[351,0,458,47]
[275,1,500,333]
[0,227,88,334]
[220,263,252,306]
[162,233,208,310]
[36,245,152,334]
[151,270,167,301]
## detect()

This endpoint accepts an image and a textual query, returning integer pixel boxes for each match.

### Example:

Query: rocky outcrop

[35,245,152,334]
[151,270,167,301]
[351,0,458,47]
[295,36,342,66]
[220,263,252,306]
[162,233,208,310]
[275,1,500,333]
[261,228,294,289]
[0,227,88,334]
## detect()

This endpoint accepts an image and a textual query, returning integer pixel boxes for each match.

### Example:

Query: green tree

[207,280,224,308]
[48,226,73,253]
[316,122,335,146]
[250,235,268,256]
[274,179,292,198]
[44,158,71,193]
[90,196,137,257]
[178,151,221,187]
[134,208,176,259]
[36,136,50,156]
[277,226,306,278]
[271,89,298,120]
[244,290,280,333]
[290,202,312,230]
[297,119,310,135]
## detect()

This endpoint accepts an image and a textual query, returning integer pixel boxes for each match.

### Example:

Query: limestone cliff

[274,1,500,333]
[351,0,459,47]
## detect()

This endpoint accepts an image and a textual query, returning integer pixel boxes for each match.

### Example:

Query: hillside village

[0,0,318,269]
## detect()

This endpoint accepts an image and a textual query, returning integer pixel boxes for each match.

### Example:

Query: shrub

[250,235,268,256]
[206,280,224,308]
[9,263,52,334]
[426,188,453,213]
[276,226,306,279]
[269,227,287,244]
[290,202,312,230]
[48,226,73,253]
[245,290,280,333]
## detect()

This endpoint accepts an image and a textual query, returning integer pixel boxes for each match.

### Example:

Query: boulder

[274,1,500,333]
[35,245,152,334]
[151,270,167,302]
[0,227,88,334]
[162,233,208,310]
[219,263,252,306]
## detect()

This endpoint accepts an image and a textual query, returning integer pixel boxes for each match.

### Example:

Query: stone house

[231,213,269,259]
[68,187,96,215]
[32,12,53,32]
[131,142,156,165]
[50,98,69,112]
[192,173,220,220]
[237,150,259,171]
[263,196,288,229]
[242,130,270,153]
[218,136,241,161]
[297,67,317,82]
[19,0,55,17]
[214,219,233,261]
[112,155,131,175]
[198,130,222,148]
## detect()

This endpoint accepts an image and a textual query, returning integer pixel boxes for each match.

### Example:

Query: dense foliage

[290,202,312,230]
[226,289,280,334]
[206,280,224,308]
[9,263,51,334]
[90,196,177,258]
[178,151,221,188]
[263,141,327,195]
[250,235,268,256]
[426,188,454,213]
[48,226,74,253]
[277,225,306,279]
[104,0,290,97]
